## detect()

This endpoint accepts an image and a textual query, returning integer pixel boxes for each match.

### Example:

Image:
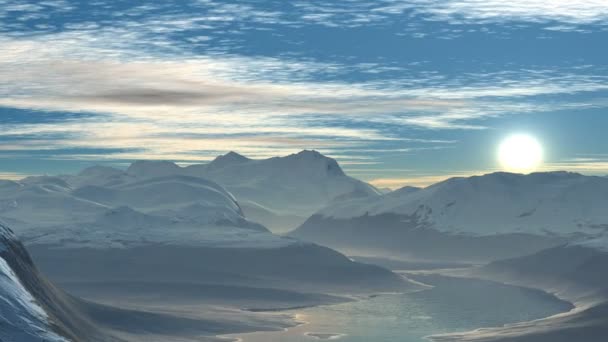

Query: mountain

[54,150,380,232]
[126,160,182,179]
[0,166,414,322]
[0,173,249,238]
[0,175,109,229]
[66,165,132,188]
[292,172,608,262]
[0,225,69,341]
[184,150,381,232]
[205,151,251,170]
[4,172,289,250]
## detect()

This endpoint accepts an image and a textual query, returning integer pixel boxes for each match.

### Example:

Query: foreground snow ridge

[0,226,68,342]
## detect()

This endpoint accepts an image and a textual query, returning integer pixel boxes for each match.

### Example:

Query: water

[228,274,573,342]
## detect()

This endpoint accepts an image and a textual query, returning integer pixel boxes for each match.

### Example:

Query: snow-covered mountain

[0,176,108,229]
[0,224,123,341]
[182,150,381,231]
[0,164,412,302]
[0,172,267,248]
[292,172,608,262]
[58,150,380,232]
[0,168,312,253]
[0,225,68,341]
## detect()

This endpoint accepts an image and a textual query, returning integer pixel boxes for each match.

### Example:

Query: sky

[1,0,607,188]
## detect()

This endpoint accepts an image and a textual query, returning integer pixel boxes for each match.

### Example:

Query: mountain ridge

[292,170,608,262]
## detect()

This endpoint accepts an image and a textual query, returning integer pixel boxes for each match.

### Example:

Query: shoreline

[216,270,572,342]
[424,266,601,342]
[217,274,426,342]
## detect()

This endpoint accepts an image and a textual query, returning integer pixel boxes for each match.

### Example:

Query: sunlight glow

[498,134,543,173]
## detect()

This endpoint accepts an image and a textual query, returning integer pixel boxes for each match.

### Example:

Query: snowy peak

[204,151,251,171]
[204,150,346,175]
[210,151,250,165]
[279,150,345,177]
[126,160,181,178]
[292,149,324,159]
[125,151,351,179]
[182,150,379,227]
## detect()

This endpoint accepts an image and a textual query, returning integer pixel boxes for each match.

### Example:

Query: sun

[498,134,543,173]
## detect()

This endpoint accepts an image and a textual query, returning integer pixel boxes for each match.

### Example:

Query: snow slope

[293,172,608,261]
[319,172,608,237]
[0,176,108,228]
[0,171,291,249]
[0,225,68,342]
[24,205,292,249]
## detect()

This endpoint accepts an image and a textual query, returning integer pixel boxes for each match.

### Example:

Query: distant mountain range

[292,171,608,262]
[54,150,379,233]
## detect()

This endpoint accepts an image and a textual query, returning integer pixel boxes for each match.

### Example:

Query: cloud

[2,0,606,45]
[375,0,608,29]
[2,34,606,114]
[288,1,608,31]
[541,158,608,174]
[1,29,607,167]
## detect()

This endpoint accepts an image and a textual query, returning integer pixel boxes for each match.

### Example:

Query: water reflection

[226,275,572,342]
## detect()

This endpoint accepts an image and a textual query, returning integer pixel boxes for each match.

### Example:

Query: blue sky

[1,0,607,187]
